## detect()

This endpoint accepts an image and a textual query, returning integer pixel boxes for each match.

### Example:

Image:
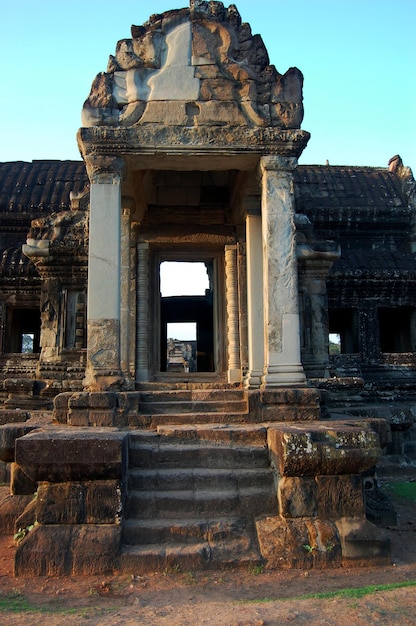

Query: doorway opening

[159,260,215,373]
[4,308,41,354]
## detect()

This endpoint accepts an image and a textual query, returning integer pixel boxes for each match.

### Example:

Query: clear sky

[0,0,415,170]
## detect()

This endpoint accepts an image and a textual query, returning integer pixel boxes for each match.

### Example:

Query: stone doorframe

[136,245,240,384]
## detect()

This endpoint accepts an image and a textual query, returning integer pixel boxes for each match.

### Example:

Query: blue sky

[0,0,415,169]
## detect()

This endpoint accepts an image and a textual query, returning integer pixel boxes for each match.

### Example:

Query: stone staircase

[120,424,277,573]
[128,388,251,428]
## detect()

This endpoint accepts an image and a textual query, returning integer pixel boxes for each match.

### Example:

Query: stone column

[259,156,306,387]
[136,243,150,383]
[225,245,241,383]
[245,212,264,388]
[84,155,125,391]
[297,245,340,378]
[120,198,135,383]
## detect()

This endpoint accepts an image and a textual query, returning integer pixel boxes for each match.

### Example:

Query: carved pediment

[82,1,304,130]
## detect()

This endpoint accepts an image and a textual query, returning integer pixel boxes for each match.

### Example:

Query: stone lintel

[268,421,381,477]
[77,126,310,166]
[15,429,128,482]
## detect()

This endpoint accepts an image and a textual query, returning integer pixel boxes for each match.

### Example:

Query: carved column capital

[259,155,298,176]
[85,155,125,185]
[121,195,135,218]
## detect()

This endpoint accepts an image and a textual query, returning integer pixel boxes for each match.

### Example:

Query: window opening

[21,333,35,354]
[167,323,197,373]
[64,290,86,349]
[329,333,341,355]
[328,309,359,354]
[378,307,415,353]
[4,308,40,353]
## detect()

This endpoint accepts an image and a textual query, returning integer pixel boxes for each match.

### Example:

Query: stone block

[0,494,34,534]
[256,516,341,569]
[85,480,121,523]
[14,524,121,576]
[88,410,116,427]
[0,410,30,425]
[54,393,71,410]
[0,460,10,483]
[140,101,188,125]
[316,475,365,519]
[261,388,320,407]
[10,463,37,496]
[335,517,391,566]
[268,422,381,477]
[14,497,37,535]
[68,392,89,409]
[67,409,89,426]
[37,482,85,524]
[15,429,128,482]
[36,480,121,525]
[278,476,317,517]
[88,392,117,409]
[118,392,141,413]
[0,423,38,462]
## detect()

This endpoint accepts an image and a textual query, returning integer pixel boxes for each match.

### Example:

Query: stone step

[122,516,254,545]
[139,389,246,403]
[124,486,277,518]
[127,467,274,491]
[128,442,270,470]
[128,412,254,428]
[131,424,268,446]
[138,399,248,414]
[120,539,263,574]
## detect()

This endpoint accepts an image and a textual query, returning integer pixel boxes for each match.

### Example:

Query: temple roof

[0,160,414,283]
[293,164,409,215]
[0,159,410,218]
[0,161,88,216]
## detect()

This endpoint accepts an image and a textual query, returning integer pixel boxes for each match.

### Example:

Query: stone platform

[0,390,391,575]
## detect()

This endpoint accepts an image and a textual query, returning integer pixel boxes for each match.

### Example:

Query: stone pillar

[120,199,135,383]
[245,212,264,388]
[225,245,241,383]
[84,156,125,391]
[259,156,306,387]
[136,243,150,383]
[297,248,340,379]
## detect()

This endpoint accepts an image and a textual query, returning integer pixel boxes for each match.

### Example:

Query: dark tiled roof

[294,165,408,216]
[0,247,39,279]
[0,160,88,216]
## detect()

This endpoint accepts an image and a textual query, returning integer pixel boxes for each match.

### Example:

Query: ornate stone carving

[81,1,304,130]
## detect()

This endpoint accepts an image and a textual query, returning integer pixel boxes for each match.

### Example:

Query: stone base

[249,388,322,421]
[0,494,34,535]
[256,516,342,569]
[256,515,390,569]
[335,517,391,566]
[14,524,121,576]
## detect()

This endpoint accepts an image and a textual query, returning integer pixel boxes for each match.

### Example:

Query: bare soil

[1,472,416,625]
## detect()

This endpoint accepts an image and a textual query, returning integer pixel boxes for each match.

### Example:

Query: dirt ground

[1,472,415,625]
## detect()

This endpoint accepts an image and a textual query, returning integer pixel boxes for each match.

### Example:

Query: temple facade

[0,1,415,575]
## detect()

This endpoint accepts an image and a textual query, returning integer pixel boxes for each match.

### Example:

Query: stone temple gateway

[2,0,415,574]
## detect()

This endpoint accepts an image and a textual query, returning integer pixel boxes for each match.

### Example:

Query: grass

[0,591,111,616]
[242,579,416,604]
[386,480,416,503]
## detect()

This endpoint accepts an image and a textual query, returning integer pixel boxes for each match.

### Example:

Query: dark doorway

[159,261,215,373]
[5,308,41,353]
